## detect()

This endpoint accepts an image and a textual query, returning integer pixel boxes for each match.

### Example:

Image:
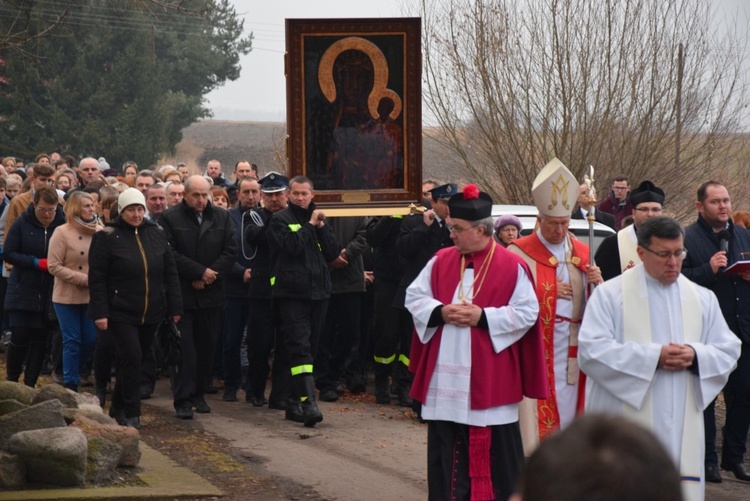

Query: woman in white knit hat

[88,188,182,429]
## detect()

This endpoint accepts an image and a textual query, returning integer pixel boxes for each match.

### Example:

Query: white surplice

[406,257,539,426]
[579,265,740,501]
[536,231,586,429]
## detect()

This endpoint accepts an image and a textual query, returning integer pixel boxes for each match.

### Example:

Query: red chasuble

[409,240,548,409]
[512,233,589,440]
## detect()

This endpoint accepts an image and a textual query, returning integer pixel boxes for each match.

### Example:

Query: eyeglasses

[447,224,476,234]
[642,246,687,260]
[635,207,663,214]
[35,207,56,214]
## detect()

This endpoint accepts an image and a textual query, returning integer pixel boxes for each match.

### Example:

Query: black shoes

[396,388,413,407]
[194,400,211,414]
[301,399,323,427]
[95,388,106,407]
[222,389,238,402]
[706,465,722,483]
[285,399,304,423]
[246,394,267,407]
[348,379,366,395]
[123,416,141,430]
[335,382,346,395]
[721,462,750,481]
[294,375,323,427]
[176,405,193,420]
[140,385,153,400]
[268,399,288,410]
[319,389,339,402]
[109,405,126,426]
[375,378,391,404]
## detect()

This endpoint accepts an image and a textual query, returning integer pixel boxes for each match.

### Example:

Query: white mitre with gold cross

[531,157,577,217]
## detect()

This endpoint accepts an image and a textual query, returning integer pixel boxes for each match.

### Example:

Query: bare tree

[419,0,750,218]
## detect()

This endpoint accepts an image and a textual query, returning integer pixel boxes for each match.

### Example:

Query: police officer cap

[259,171,289,193]
[428,183,458,201]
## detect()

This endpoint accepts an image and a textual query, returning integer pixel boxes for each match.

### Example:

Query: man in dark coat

[682,181,750,483]
[267,175,340,427]
[314,215,368,402]
[159,175,238,419]
[571,183,615,230]
[244,172,292,413]
[393,183,456,406]
[205,159,232,188]
[368,215,405,404]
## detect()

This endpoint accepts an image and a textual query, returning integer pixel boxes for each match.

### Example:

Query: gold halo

[317,36,402,121]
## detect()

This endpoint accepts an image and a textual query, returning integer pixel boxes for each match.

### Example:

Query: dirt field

[161,120,461,184]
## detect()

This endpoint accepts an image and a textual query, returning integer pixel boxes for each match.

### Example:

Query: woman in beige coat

[48,192,102,391]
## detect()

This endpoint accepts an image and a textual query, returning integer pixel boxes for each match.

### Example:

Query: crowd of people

[1,151,748,500]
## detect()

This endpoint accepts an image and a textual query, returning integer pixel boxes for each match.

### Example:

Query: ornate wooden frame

[285,18,422,210]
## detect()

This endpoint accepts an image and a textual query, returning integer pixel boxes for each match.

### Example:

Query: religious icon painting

[286,18,422,210]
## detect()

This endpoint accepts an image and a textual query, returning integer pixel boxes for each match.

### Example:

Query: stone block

[63,407,115,426]
[0,381,35,405]
[31,384,78,408]
[70,415,140,467]
[86,436,122,484]
[0,451,26,489]
[0,399,27,417]
[7,427,87,487]
[76,392,102,408]
[0,399,66,450]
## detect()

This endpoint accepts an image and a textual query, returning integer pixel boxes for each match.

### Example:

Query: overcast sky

[206,0,409,121]
[206,0,749,122]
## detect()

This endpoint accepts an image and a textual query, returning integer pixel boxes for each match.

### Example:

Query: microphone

[718,229,730,272]
[718,229,730,254]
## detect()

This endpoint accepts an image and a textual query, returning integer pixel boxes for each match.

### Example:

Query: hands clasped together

[441,303,483,328]
[658,343,696,371]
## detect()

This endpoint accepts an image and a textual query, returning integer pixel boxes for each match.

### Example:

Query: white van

[491,205,615,254]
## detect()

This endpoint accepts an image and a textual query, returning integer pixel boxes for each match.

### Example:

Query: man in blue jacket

[682,181,750,483]
[222,177,261,402]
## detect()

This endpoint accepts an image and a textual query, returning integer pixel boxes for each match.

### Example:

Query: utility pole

[675,43,684,170]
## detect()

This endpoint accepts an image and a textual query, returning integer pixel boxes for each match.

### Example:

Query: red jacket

[597,192,633,230]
